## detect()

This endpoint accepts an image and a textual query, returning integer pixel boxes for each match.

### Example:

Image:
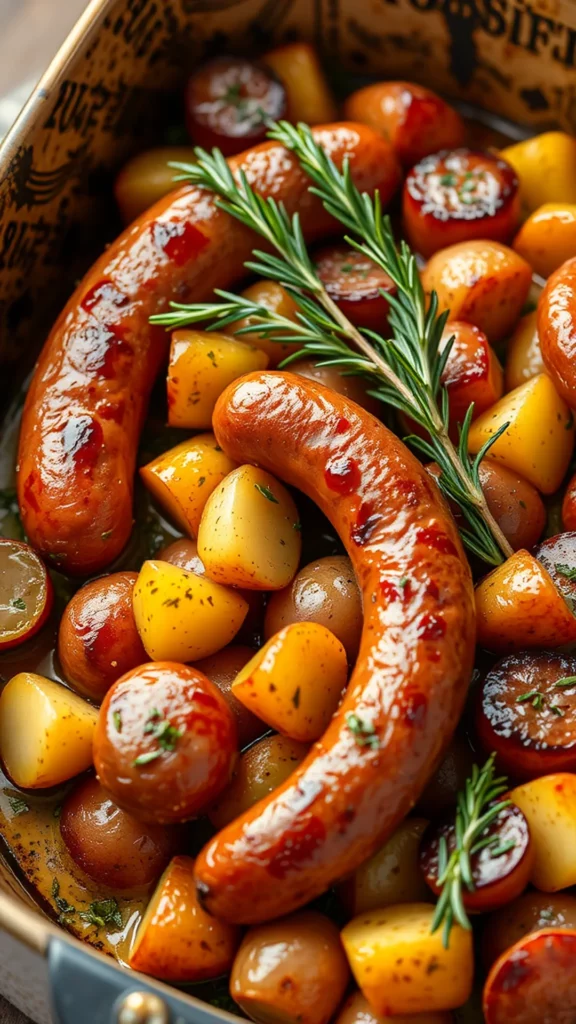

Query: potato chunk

[468,373,574,494]
[133,560,248,661]
[129,855,240,980]
[510,774,576,892]
[0,672,98,788]
[140,432,236,537]
[167,330,268,429]
[341,903,474,1016]
[501,132,576,213]
[198,465,301,589]
[338,818,432,915]
[209,733,308,829]
[232,623,347,741]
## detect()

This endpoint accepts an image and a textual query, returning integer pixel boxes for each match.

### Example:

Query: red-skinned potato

[313,243,395,331]
[129,855,240,981]
[185,56,287,155]
[475,651,576,780]
[58,571,146,701]
[158,537,205,574]
[230,910,350,1024]
[426,460,545,553]
[292,358,381,417]
[93,662,237,824]
[421,240,532,343]
[335,991,453,1024]
[483,928,576,1024]
[209,733,308,830]
[404,149,519,258]
[475,550,576,653]
[114,146,197,225]
[0,539,53,650]
[264,555,362,663]
[482,890,576,968]
[193,645,265,748]
[343,81,466,167]
[420,802,533,913]
[60,775,178,890]
[440,320,503,425]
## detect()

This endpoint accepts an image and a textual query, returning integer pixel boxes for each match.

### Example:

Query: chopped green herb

[10,597,25,611]
[135,707,183,765]
[346,711,379,749]
[79,897,123,931]
[292,686,301,709]
[255,483,279,503]
[143,708,162,734]
[489,838,516,857]
[439,173,457,186]
[53,804,62,819]
[550,703,565,717]
[292,521,302,531]
[8,795,29,816]
[518,500,527,509]
[198,476,206,486]
[555,676,576,688]
[101,530,113,541]
[113,710,122,733]
[207,350,217,366]
[516,689,545,710]
[340,263,354,273]
[51,878,75,920]
[133,749,163,767]
[567,410,575,431]
[398,576,409,589]
[556,563,576,581]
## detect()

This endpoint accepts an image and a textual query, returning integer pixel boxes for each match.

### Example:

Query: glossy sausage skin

[17,125,400,576]
[194,372,475,923]
[539,255,576,407]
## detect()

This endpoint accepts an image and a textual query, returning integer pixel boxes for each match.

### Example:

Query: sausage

[483,928,576,1024]
[538,255,576,407]
[193,372,475,923]
[17,124,401,576]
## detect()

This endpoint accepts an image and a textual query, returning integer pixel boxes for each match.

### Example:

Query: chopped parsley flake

[79,897,122,931]
[255,483,279,503]
[346,711,379,749]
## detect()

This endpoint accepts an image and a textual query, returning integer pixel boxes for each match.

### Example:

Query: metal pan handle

[48,935,235,1024]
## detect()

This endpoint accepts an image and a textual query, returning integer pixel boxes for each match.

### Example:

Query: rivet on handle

[116,991,171,1024]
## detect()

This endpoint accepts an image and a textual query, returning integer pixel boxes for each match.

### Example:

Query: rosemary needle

[430,754,511,948]
[151,128,513,565]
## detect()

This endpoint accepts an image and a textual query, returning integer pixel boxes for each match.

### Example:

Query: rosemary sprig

[152,128,513,564]
[430,754,511,948]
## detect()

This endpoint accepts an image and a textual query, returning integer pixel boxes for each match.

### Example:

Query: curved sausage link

[194,372,475,923]
[17,125,400,576]
[538,256,576,407]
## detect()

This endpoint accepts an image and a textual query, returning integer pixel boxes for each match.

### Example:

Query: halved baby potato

[129,855,240,981]
[198,465,301,589]
[0,673,98,788]
[341,903,473,1016]
[167,330,268,429]
[468,373,574,494]
[133,560,248,661]
[232,622,347,742]
[140,432,236,537]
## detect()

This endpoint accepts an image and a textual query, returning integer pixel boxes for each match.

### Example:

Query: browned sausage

[193,372,475,923]
[483,928,576,1023]
[16,125,400,576]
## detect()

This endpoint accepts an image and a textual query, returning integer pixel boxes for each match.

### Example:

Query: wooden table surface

[0,2,91,1016]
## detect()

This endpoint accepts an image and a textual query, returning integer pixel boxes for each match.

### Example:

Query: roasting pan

[0,0,575,1020]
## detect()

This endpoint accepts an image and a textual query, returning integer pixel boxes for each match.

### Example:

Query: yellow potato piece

[504,311,544,392]
[198,465,301,589]
[513,203,576,279]
[0,672,98,788]
[341,903,473,1016]
[338,818,432,915]
[263,42,338,124]
[235,280,302,366]
[133,560,248,662]
[421,240,532,343]
[510,774,576,892]
[232,623,347,742]
[501,133,576,213]
[209,734,308,829]
[167,330,268,429]
[468,373,574,493]
[140,432,236,537]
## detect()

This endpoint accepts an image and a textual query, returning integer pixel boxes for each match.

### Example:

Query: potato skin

[93,662,237,823]
[335,990,453,1024]
[264,555,363,662]
[477,460,545,551]
[482,890,576,967]
[344,81,465,167]
[193,645,265,749]
[209,734,309,830]
[422,240,532,343]
[58,571,146,701]
[338,817,431,915]
[60,775,178,889]
[114,146,197,225]
[230,910,350,1024]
